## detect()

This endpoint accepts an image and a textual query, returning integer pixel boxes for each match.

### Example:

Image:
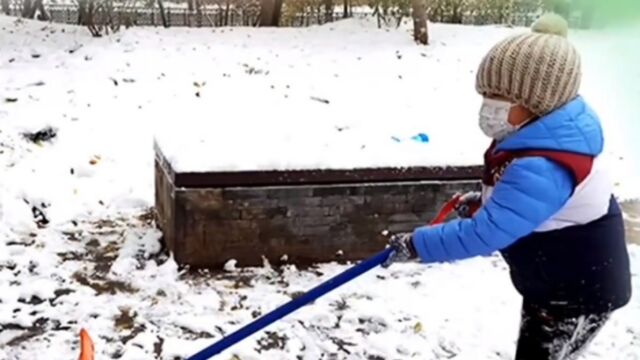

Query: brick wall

[157,164,480,268]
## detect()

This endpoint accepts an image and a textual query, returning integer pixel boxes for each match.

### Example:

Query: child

[384,14,632,360]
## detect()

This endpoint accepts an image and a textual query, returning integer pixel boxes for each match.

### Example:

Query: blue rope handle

[187,247,394,360]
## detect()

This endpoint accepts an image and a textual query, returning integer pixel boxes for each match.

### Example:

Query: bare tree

[85,0,101,36]
[157,0,169,27]
[258,0,272,25]
[21,0,48,19]
[224,0,231,26]
[2,0,10,15]
[323,0,333,23]
[34,0,49,19]
[342,0,348,18]
[258,0,283,26]
[273,0,283,24]
[21,0,32,17]
[78,0,88,25]
[450,0,463,23]
[194,0,202,26]
[411,0,428,45]
[371,1,383,28]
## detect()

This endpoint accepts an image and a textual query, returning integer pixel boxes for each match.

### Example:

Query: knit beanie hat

[475,13,581,116]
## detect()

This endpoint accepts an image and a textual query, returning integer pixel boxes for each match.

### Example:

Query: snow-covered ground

[0,15,639,360]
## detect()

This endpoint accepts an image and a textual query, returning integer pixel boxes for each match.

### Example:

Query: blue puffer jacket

[412,96,632,314]
[412,96,601,262]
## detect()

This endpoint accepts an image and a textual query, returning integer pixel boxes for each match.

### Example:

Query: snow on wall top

[152,20,522,173]
[149,20,639,176]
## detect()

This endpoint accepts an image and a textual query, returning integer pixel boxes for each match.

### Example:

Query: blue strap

[187,248,393,360]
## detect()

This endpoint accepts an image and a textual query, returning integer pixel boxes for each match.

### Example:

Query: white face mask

[479,98,517,141]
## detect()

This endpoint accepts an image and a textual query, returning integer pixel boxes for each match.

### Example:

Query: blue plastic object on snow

[186,248,394,360]
[391,133,429,143]
[411,133,429,143]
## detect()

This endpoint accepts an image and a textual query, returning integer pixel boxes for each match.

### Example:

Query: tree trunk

[451,1,462,24]
[21,0,32,17]
[224,0,230,26]
[258,0,283,26]
[342,0,348,18]
[258,0,274,26]
[411,0,428,45]
[157,0,169,27]
[85,0,100,37]
[2,0,10,15]
[195,0,202,27]
[373,3,380,28]
[272,0,283,25]
[29,0,49,20]
[78,0,88,25]
[323,0,333,23]
[37,2,49,20]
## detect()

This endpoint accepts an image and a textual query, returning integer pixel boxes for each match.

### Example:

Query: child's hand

[454,191,482,218]
[382,233,418,268]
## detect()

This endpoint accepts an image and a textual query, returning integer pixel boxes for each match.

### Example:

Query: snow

[224,259,239,272]
[151,21,505,173]
[0,15,639,360]
[147,20,638,182]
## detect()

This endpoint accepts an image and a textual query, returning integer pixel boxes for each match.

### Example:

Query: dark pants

[515,302,610,360]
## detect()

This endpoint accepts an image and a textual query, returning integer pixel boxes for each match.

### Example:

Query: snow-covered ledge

[154,141,482,268]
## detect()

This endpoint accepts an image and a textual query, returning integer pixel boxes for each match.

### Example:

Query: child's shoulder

[500,97,604,157]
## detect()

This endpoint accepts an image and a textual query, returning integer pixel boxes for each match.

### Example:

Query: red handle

[430,194,462,225]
